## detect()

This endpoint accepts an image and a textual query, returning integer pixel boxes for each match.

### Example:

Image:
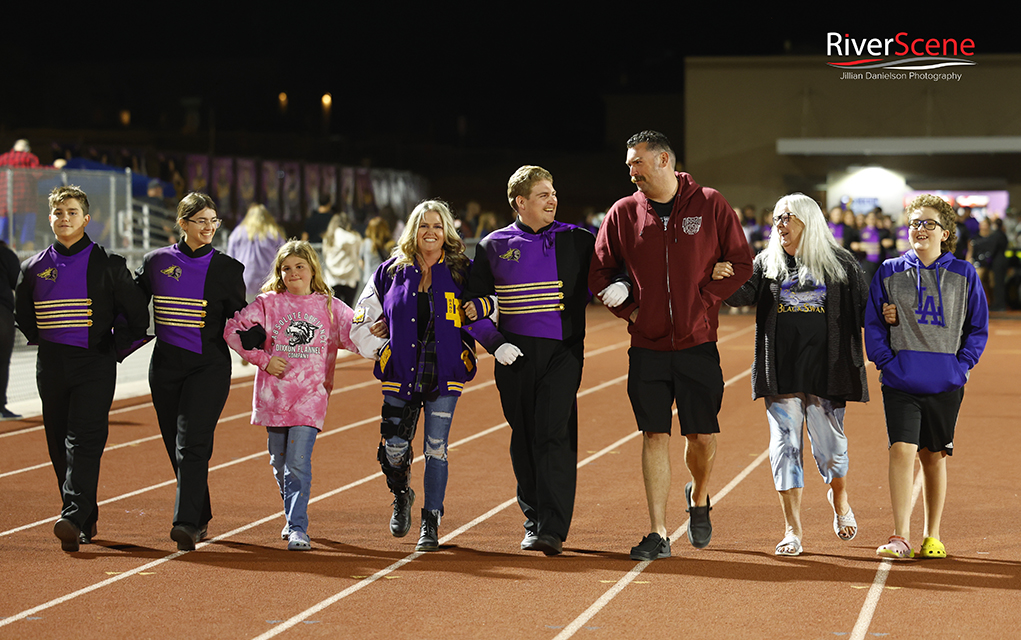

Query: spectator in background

[855,209,884,284]
[474,211,499,240]
[828,206,849,249]
[972,217,1008,311]
[227,203,286,302]
[959,206,980,239]
[0,139,42,250]
[358,216,395,296]
[322,211,362,306]
[843,210,862,261]
[302,193,334,244]
[0,240,20,420]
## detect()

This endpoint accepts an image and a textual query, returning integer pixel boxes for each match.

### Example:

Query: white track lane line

[0,332,636,526]
[849,469,925,640]
[0,324,750,629]
[252,360,754,640]
[0,365,635,629]
[552,368,757,640]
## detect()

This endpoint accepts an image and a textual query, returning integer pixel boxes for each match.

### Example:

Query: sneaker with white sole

[287,530,311,551]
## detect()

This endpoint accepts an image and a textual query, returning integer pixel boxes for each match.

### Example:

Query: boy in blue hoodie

[864,194,988,559]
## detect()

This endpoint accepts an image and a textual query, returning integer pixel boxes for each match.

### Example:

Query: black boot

[390,488,415,537]
[415,509,440,551]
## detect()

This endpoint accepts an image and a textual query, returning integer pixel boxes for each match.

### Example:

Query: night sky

[3,8,1015,215]
[7,9,1014,152]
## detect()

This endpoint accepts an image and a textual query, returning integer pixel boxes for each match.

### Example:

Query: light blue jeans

[267,426,318,534]
[382,394,458,513]
[765,394,848,492]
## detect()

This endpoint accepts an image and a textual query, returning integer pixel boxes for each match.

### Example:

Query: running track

[1,306,1018,639]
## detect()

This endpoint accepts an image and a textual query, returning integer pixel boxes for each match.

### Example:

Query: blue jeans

[267,426,318,534]
[382,394,458,513]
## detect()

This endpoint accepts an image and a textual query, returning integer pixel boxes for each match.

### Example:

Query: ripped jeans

[381,393,458,513]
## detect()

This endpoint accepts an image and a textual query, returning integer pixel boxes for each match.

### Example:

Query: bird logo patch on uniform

[286,320,318,347]
[499,248,521,262]
[160,265,183,281]
[36,267,58,282]
[682,216,702,235]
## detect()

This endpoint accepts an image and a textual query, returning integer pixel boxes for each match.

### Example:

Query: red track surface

[1,306,1019,639]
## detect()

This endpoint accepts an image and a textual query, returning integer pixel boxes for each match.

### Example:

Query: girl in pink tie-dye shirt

[225,240,373,550]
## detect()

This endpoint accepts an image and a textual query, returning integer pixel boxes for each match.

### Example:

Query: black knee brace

[380,400,421,441]
[377,439,413,493]
[378,400,421,493]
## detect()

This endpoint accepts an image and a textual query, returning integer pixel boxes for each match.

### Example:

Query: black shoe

[54,518,81,553]
[389,488,415,538]
[415,509,440,552]
[630,533,671,560]
[170,524,201,551]
[520,531,540,551]
[532,533,563,556]
[0,407,21,421]
[79,521,98,545]
[685,482,712,549]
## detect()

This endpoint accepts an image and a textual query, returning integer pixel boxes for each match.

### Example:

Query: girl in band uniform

[136,192,246,550]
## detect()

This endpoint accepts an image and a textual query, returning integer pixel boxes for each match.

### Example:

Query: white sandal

[827,489,857,541]
[775,533,802,556]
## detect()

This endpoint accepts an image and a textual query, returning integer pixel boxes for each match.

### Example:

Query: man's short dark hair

[626,130,674,157]
[319,192,333,208]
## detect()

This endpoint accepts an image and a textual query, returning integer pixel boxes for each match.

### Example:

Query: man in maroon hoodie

[590,130,752,560]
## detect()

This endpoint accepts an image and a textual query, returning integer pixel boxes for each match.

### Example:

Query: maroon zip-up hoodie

[589,172,753,351]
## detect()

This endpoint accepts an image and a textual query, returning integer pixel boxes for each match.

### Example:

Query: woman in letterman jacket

[135,192,246,551]
[350,199,477,552]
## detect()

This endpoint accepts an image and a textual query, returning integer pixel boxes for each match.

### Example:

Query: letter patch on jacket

[445,292,463,327]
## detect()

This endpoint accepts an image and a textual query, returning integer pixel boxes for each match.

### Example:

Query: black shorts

[882,385,963,455]
[626,343,724,436]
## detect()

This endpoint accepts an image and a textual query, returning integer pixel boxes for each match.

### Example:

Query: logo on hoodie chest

[915,285,944,326]
[682,216,702,235]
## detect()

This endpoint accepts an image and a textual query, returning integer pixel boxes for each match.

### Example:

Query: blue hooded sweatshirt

[864,249,988,395]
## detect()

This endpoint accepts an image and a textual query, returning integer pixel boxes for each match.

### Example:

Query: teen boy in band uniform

[462,165,594,556]
[16,185,149,552]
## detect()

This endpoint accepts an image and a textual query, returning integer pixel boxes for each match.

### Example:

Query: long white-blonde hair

[759,193,848,285]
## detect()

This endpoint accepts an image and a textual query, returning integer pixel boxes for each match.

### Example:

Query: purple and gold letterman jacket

[136,241,246,367]
[15,234,149,358]
[462,220,594,352]
[351,255,477,400]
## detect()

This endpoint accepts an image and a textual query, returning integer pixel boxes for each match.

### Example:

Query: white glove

[599,282,629,308]
[494,343,524,366]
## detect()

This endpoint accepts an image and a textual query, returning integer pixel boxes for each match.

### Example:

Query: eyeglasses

[772,212,797,226]
[186,217,221,228]
[907,219,942,231]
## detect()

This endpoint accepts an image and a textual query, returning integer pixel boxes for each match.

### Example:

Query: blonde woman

[350,200,477,552]
[226,203,286,301]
